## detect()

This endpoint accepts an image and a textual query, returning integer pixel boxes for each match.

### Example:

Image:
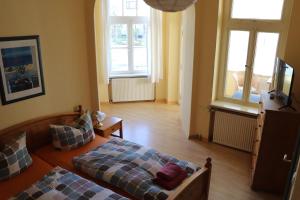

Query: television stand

[251,92,300,193]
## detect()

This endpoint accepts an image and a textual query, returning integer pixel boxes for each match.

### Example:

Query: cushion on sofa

[50,112,95,151]
[0,133,32,181]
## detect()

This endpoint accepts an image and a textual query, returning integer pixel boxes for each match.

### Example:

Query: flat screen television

[274,58,295,107]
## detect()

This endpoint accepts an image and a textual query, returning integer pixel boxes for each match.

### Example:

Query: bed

[73,137,208,200]
[34,135,139,199]
[11,166,128,200]
[0,107,212,200]
[0,154,127,200]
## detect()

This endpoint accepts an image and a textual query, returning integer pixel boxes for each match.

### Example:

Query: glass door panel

[110,0,123,16]
[133,24,148,71]
[249,32,279,103]
[110,24,129,72]
[124,0,137,16]
[137,0,150,17]
[224,30,250,100]
[231,0,285,20]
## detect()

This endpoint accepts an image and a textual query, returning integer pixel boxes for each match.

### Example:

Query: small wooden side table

[94,116,123,138]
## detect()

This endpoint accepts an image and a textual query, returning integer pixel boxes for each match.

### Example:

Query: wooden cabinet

[251,93,300,194]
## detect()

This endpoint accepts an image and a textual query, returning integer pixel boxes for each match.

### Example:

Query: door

[223,30,280,104]
[284,129,300,200]
[218,0,292,106]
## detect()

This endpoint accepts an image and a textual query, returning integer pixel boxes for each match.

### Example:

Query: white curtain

[149,8,163,83]
[100,0,110,84]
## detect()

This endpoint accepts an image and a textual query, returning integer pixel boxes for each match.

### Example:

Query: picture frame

[0,35,45,105]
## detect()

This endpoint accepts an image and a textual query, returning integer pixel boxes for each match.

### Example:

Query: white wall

[180,5,196,137]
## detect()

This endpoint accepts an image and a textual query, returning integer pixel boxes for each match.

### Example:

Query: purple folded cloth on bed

[153,162,188,190]
[153,169,187,190]
[157,162,183,181]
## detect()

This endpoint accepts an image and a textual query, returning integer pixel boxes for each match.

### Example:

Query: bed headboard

[0,106,82,152]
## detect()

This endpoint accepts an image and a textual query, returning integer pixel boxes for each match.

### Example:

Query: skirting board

[155,99,179,105]
[189,134,209,142]
[101,100,178,105]
[155,99,167,103]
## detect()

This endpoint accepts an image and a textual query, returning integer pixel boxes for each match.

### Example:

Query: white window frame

[108,1,150,77]
[216,0,293,106]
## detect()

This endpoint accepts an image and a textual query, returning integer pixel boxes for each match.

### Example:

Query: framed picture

[0,35,45,105]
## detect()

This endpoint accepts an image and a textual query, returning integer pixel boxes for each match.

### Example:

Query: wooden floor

[101,102,280,200]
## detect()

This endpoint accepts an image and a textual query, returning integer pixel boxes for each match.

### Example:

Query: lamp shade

[144,0,197,12]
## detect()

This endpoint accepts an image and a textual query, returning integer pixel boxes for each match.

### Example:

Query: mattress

[0,154,53,200]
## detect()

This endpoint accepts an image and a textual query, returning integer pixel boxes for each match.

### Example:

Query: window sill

[110,74,149,79]
[210,100,259,116]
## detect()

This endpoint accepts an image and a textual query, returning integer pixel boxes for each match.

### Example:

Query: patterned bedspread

[11,166,128,200]
[73,138,200,200]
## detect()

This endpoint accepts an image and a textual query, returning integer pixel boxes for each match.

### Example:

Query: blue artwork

[1,46,39,94]
[1,47,33,68]
[0,35,45,105]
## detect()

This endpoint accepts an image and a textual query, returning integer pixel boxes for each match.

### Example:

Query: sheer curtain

[100,0,110,84]
[149,8,163,83]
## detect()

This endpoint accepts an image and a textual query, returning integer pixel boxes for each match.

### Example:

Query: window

[218,0,292,105]
[109,0,150,76]
[231,0,285,20]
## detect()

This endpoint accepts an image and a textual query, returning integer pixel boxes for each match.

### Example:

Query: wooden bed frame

[0,107,212,200]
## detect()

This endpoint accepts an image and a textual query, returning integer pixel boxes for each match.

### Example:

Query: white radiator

[213,111,257,152]
[110,78,155,102]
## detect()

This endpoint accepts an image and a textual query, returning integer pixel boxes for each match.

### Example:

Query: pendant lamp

[144,0,197,12]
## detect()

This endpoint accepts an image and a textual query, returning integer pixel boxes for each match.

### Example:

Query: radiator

[213,111,257,152]
[110,78,155,102]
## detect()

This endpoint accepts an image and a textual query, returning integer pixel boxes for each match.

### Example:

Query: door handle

[283,154,292,163]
